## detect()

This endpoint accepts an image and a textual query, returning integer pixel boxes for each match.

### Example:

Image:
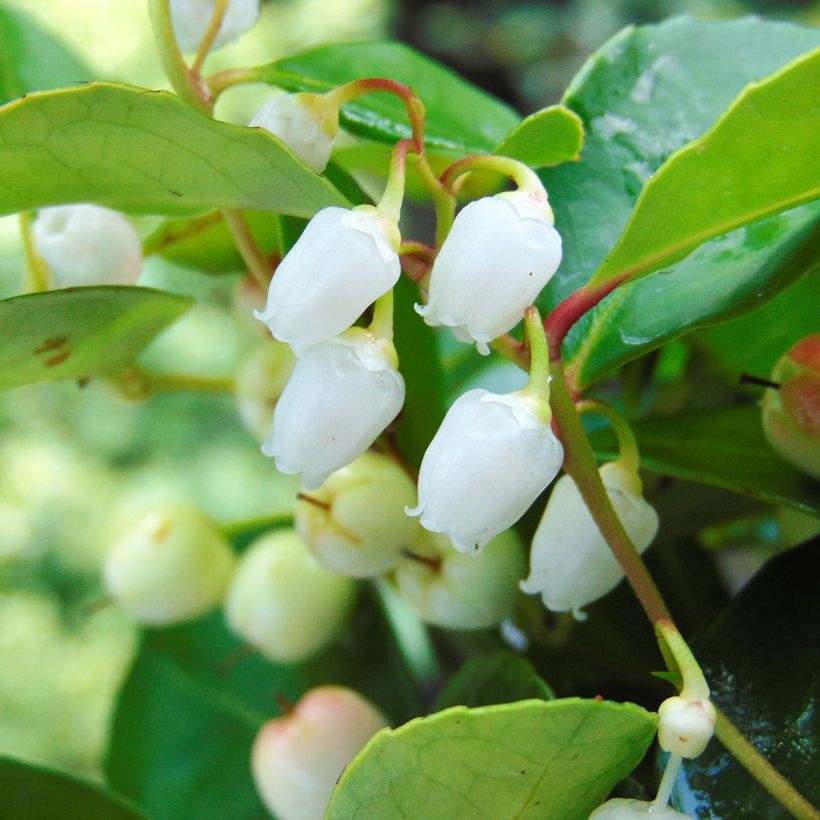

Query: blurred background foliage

[0,0,817,784]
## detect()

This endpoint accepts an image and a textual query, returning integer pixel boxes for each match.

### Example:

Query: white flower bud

[521,462,659,617]
[589,798,692,818]
[254,206,400,350]
[417,191,562,354]
[252,686,387,820]
[393,529,525,630]
[263,329,405,490]
[250,93,339,173]
[235,341,296,442]
[33,205,142,288]
[170,0,260,53]
[296,453,419,577]
[224,529,355,663]
[103,502,235,625]
[407,388,563,553]
[657,696,716,758]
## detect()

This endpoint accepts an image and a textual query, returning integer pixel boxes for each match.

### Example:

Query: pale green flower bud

[658,695,716,758]
[235,341,296,442]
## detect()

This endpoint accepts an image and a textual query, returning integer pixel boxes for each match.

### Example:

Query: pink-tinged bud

[252,686,388,820]
[657,696,716,758]
[170,0,260,53]
[762,334,820,479]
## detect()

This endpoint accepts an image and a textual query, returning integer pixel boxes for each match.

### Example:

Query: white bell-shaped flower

[170,0,260,53]
[521,462,659,617]
[658,696,716,758]
[417,190,562,354]
[407,388,563,554]
[263,329,405,490]
[254,205,400,349]
[33,204,142,288]
[250,93,339,173]
[589,799,692,819]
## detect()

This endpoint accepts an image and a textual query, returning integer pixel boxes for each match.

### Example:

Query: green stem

[523,307,550,405]
[655,619,710,700]
[206,66,260,99]
[147,0,211,113]
[714,707,819,820]
[191,0,228,74]
[653,753,682,809]
[18,212,50,292]
[548,356,671,624]
[221,209,273,289]
[117,365,235,398]
[576,400,641,476]
[221,512,294,540]
[441,154,545,197]
[378,139,419,224]
[369,288,394,342]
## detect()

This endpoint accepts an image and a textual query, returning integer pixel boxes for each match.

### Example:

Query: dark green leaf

[674,539,820,819]
[0,6,91,105]
[589,47,820,288]
[588,405,820,517]
[434,651,555,710]
[256,41,519,155]
[0,756,143,820]
[327,698,657,819]
[0,286,192,391]
[106,596,423,820]
[495,105,584,167]
[0,83,348,218]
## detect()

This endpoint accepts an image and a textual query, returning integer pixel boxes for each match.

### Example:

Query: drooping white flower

[252,686,388,820]
[589,799,692,819]
[250,93,339,173]
[417,190,562,354]
[658,696,716,758]
[296,452,419,577]
[254,206,400,349]
[407,388,564,553]
[170,0,260,53]
[520,462,659,617]
[33,204,142,288]
[263,329,405,490]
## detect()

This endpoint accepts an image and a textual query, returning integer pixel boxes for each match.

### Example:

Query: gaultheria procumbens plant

[1,2,817,818]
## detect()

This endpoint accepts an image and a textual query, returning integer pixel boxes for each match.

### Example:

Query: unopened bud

[657,695,716,758]
[235,341,296,442]
[170,0,260,53]
[589,798,692,818]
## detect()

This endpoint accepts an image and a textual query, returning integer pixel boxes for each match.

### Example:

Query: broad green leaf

[566,205,820,388]
[434,651,555,711]
[588,405,820,517]
[0,286,191,391]
[0,756,143,820]
[0,83,347,218]
[675,539,820,818]
[255,41,519,155]
[495,106,584,167]
[0,6,91,105]
[589,47,820,288]
[327,698,657,820]
[106,598,423,820]
[534,18,820,380]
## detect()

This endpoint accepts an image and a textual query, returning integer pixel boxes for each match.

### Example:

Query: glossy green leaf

[566,205,820,388]
[434,651,555,711]
[106,599,423,820]
[589,47,820,288]
[0,756,143,820]
[675,539,820,818]
[494,105,584,167]
[0,83,347,218]
[327,698,657,819]
[0,6,91,105]
[0,286,192,391]
[533,18,820,380]
[255,41,519,155]
[588,405,820,517]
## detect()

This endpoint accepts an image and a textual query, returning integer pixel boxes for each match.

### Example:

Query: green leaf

[106,598,423,820]
[0,6,91,105]
[0,83,348,218]
[434,651,555,711]
[494,105,584,167]
[256,41,519,155]
[589,47,820,288]
[588,405,820,517]
[0,756,143,820]
[0,286,192,391]
[534,18,820,381]
[566,205,820,388]
[675,539,820,818]
[327,698,657,820]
